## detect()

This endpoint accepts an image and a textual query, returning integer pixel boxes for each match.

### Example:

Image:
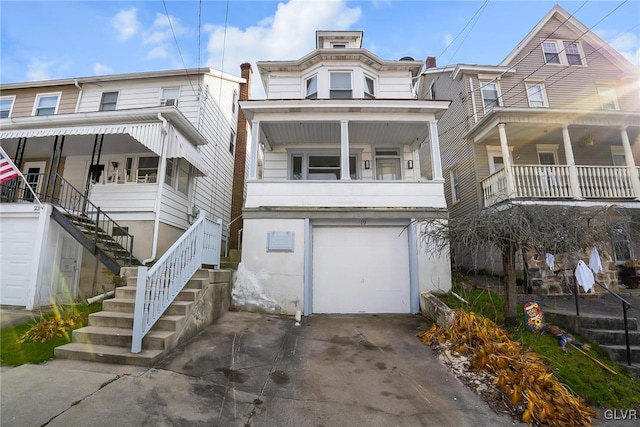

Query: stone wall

[524,247,620,295]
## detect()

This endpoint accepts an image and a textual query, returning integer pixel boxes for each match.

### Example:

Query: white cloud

[94,63,114,75]
[609,32,640,67]
[111,8,140,42]
[443,33,454,48]
[205,0,361,99]
[141,13,190,61]
[26,58,53,81]
[146,45,169,60]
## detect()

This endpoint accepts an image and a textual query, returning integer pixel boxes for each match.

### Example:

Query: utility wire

[161,0,197,95]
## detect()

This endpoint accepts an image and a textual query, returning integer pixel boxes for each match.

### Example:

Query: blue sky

[1,0,639,98]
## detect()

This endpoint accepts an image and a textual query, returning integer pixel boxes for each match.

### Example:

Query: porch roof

[0,107,210,175]
[465,107,640,144]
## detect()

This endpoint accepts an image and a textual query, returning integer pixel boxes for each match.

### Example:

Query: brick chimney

[425,56,437,69]
[229,62,252,251]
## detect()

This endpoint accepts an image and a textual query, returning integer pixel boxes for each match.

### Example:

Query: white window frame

[611,146,626,167]
[136,155,160,183]
[486,146,513,174]
[536,144,559,165]
[288,150,360,180]
[161,87,180,107]
[540,39,586,66]
[597,86,619,110]
[480,81,501,113]
[32,92,61,116]
[330,71,352,99]
[374,148,402,181]
[525,82,548,108]
[99,91,119,111]
[364,74,376,99]
[0,95,16,119]
[429,81,436,100]
[164,157,192,196]
[450,169,460,203]
[231,89,238,113]
[305,74,318,99]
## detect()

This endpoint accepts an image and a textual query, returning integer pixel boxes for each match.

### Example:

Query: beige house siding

[1,85,79,118]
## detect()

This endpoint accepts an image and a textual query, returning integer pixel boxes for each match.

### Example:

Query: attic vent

[160,98,177,107]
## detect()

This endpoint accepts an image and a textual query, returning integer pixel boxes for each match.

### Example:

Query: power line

[161,0,197,95]
[437,0,490,64]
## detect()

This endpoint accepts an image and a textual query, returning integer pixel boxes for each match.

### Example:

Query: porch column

[561,126,583,200]
[249,120,260,180]
[620,126,640,200]
[429,121,444,181]
[497,123,515,197]
[340,120,350,180]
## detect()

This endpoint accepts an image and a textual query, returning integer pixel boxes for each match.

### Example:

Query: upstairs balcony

[482,164,640,207]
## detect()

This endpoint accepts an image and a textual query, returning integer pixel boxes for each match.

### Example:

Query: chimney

[425,56,437,69]
[229,62,252,252]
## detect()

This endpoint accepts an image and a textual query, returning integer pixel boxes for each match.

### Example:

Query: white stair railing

[131,211,222,353]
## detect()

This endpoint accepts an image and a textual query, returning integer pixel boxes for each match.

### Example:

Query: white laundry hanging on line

[589,246,603,274]
[575,260,595,293]
[545,253,555,271]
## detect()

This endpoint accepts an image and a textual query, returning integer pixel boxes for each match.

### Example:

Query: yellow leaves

[18,306,87,344]
[418,310,596,426]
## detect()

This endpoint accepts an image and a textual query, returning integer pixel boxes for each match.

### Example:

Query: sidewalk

[0,306,51,330]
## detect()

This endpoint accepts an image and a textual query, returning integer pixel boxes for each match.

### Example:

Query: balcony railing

[481,165,638,207]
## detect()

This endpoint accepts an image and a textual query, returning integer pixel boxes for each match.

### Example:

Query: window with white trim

[231,89,238,113]
[33,93,60,116]
[330,71,352,99]
[480,81,500,113]
[99,91,118,111]
[0,96,15,118]
[137,156,159,182]
[597,86,619,110]
[486,146,513,173]
[541,39,585,66]
[165,158,192,196]
[526,83,548,108]
[450,169,460,203]
[161,87,180,106]
[229,129,236,155]
[611,147,626,167]
[429,81,436,100]
[290,152,358,180]
[305,75,318,99]
[375,148,401,180]
[536,144,559,165]
[364,75,375,99]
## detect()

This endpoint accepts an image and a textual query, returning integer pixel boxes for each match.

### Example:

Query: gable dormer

[316,31,363,49]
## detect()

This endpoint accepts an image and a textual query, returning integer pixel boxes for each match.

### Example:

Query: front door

[21,161,46,201]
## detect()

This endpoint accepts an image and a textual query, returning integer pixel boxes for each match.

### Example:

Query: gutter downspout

[74,80,82,113]
[142,113,169,265]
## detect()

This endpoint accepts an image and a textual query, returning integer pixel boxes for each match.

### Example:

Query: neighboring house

[0,68,246,308]
[237,31,452,315]
[417,5,640,291]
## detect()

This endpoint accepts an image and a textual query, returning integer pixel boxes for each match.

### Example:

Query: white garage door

[0,217,38,306]
[313,226,410,313]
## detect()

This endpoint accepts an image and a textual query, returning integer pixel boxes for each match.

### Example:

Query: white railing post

[131,265,148,353]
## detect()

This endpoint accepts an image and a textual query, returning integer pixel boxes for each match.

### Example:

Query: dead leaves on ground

[418,309,597,426]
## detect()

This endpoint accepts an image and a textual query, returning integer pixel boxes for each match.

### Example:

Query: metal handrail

[594,280,633,366]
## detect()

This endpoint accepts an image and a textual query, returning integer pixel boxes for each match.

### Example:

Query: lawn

[0,302,102,366]
[434,277,640,410]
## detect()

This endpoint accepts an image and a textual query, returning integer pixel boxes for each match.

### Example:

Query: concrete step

[102,298,135,313]
[545,311,639,331]
[88,311,182,332]
[601,344,640,364]
[72,326,174,350]
[54,343,165,367]
[582,329,640,346]
[114,286,199,302]
[220,261,239,270]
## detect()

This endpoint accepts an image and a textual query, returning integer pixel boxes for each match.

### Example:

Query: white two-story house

[237,31,452,315]
[0,68,245,308]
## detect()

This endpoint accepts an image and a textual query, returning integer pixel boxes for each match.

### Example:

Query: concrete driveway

[1,312,514,426]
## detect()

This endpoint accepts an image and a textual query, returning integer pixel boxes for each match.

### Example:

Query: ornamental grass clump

[418,309,597,426]
[18,305,88,343]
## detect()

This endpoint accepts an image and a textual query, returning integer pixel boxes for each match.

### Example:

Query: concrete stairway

[545,310,640,378]
[55,267,232,366]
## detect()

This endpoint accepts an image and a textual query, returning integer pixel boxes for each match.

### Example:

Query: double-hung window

[564,42,583,65]
[290,153,357,180]
[364,75,375,99]
[450,169,460,203]
[305,75,318,99]
[161,88,180,106]
[526,83,547,107]
[597,86,619,110]
[611,147,626,167]
[542,39,585,66]
[137,157,159,182]
[165,158,191,195]
[480,81,500,113]
[542,41,561,64]
[330,72,352,99]
[0,96,15,118]
[100,91,118,111]
[33,93,60,116]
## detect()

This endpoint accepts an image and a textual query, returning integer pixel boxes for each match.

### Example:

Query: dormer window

[161,88,180,106]
[305,75,318,99]
[100,91,118,111]
[330,72,352,99]
[364,75,375,99]
[33,93,60,116]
